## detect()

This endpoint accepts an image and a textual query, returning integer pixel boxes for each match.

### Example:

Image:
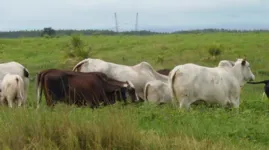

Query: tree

[41,27,56,37]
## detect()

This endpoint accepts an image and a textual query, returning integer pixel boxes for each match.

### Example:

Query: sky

[1,0,269,32]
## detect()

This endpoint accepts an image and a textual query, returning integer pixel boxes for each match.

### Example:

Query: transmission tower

[135,12,138,31]
[114,12,119,32]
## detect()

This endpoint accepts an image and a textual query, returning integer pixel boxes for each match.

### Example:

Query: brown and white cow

[72,58,168,100]
[35,69,138,108]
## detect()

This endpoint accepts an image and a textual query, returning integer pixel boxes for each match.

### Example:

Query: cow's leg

[0,96,5,106]
[119,88,128,103]
[116,91,121,101]
[44,86,54,106]
[179,97,191,111]
[6,95,13,108]
[138,97,144,102]
[225,98,240,113]
[18,99,22,107]
[231,98,240,109]
[23,77,29,105]
[137,92,145,102]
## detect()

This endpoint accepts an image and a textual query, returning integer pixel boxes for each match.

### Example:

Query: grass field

[0,32,269,149]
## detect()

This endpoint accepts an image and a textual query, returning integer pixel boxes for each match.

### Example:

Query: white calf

[144,80,172,104]
[0,74,25,108]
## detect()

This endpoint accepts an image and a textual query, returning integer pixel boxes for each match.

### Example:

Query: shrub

[63,34,91,60]
[208,44,223,60]
[156,55,164,65]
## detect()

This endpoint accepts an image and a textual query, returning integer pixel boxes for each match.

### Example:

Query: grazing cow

[247,80,269,100]
[0,61,29,103]
[36,69,138,108]
[90,71,138,104]
[157,69,171,76]
[168,58,255,110]
[0,74,25,108]
[72,58,168,100]
[144,80,172,104]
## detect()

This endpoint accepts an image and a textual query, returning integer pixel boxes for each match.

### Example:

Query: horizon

[2,27,269,33]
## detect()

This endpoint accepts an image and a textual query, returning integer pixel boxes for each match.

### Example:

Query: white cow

[168,58,255,110]
[144,80,172,104]
[72,58,168,100]
[0,61,29,103]
[0,74,25,107]
[143,60,236,105]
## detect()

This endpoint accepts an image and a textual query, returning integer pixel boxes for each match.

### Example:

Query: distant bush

[63,34,91,60]
[207,44,223,60]
[42,34,51,39]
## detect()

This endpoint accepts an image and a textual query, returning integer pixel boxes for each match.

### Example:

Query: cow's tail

[15,77,24,103]
[23,68,29,78]
[22,67,30,102]
[168,68,179,104]
[72,59,88,72]
[247,80,269,85]
[143,83,150,101]
[36,72,43,109]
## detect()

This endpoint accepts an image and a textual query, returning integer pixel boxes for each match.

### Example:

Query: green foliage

[208,43,223,60]
[64,34,91,60]
[0,33,269,149]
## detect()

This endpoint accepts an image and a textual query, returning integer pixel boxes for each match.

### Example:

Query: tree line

[1,27,269,38]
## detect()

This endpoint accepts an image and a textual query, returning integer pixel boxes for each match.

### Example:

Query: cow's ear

[241,60,246,66]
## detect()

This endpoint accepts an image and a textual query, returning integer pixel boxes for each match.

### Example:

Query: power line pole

[135,12,138,31]
[114,12,118,32]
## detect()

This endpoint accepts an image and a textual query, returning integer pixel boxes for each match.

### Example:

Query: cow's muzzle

[249,75,255,81]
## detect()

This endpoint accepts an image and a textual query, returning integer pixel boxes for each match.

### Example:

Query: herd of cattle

[0,58,268,110]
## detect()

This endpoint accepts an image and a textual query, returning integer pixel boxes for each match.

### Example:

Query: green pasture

[0,32,269,149]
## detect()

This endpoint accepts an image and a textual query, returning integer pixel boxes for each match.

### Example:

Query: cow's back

[0,62,25,80]
[133,62,168,82]
[79,59,135,81]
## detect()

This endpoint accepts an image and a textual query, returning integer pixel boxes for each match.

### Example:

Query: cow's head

[122,81,139,102]
[235,58,255,84]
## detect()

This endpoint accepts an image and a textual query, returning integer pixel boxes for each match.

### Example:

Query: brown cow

[88,71,137,104]
[157,69,171,76]
[35,69,138,108]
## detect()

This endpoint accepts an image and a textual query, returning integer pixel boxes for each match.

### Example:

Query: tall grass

[0,104,266,150]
